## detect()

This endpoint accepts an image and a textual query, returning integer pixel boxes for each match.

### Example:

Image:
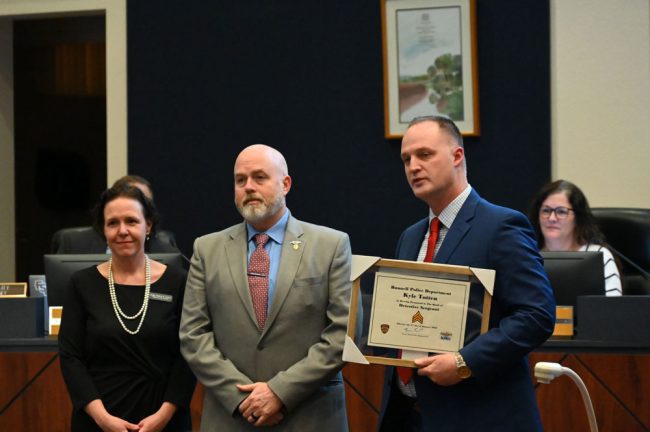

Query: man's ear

[282,175,292,195]
[452,146,465,167]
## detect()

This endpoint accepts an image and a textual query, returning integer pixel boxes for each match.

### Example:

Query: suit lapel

[263,216,304,337]
[434,190,480,264]
[402,218,429,261]
[224,223,259,327]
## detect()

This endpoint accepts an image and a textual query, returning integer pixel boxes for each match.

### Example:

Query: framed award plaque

[343,256,494,367]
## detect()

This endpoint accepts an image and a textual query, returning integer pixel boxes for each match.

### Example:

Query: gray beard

[237,193,285,225]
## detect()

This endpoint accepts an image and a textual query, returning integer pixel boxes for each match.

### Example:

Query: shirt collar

[429,185,472,229]
[246,208,290,244]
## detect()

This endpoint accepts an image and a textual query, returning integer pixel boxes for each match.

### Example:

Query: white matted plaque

[368,271,470,353]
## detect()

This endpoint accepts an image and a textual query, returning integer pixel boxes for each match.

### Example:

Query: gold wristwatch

[454,352,472,379]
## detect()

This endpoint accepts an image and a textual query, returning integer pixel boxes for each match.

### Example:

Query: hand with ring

[245,410,284,427]
[238,382,285,426]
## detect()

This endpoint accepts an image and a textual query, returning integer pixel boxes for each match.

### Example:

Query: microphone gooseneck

[602,243,650,280]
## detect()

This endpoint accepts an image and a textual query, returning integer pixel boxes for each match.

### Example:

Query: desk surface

[539,337,650,354]
[1,336,649,354]
[0,337,58,352]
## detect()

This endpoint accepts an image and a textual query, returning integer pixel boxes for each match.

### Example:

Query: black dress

[58,264,195,431]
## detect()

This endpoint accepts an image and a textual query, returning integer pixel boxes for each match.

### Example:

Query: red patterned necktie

[397,217,440,384]
[423,217,440,263]
[248,233,270,330]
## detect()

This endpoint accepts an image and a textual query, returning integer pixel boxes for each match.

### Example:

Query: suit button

[258,345,264,351]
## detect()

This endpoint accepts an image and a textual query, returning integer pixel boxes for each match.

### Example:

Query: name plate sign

[367,271,470,353]
[0,282,28,298]
[49,306,63,336]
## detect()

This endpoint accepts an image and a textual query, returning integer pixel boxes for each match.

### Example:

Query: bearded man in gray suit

[180,144,352,431]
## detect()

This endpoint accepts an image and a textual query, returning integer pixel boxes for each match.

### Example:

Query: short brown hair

[92,184,160,240]
[408,115,464,148]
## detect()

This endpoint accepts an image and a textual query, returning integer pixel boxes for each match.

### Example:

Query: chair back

[51,226,99,253]
[592,207,650,294]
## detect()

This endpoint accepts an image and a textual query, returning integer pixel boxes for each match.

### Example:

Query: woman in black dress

[59,184,195,432]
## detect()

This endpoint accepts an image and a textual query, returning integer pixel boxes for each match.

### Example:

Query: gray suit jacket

[180,216,351,431]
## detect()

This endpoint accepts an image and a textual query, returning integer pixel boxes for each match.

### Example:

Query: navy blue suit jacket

[381,190,555,431]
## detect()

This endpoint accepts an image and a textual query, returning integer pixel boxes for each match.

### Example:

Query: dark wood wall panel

[2,351,647,430]
[532,353,650,432]
[343,363,384,432]
[580,354,650,426]
[0,353,71,432]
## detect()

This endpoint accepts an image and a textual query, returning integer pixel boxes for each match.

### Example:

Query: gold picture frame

[382,0,480,138]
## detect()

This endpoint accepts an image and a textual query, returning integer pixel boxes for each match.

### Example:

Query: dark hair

[528,179,604,249]
[92,184,160,240]
[408,115,464,149]
[111,175,154,200]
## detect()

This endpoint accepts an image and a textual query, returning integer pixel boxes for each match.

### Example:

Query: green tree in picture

[427,53,464,120]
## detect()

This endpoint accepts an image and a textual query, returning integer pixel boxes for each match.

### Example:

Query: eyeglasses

[539,206,573,219]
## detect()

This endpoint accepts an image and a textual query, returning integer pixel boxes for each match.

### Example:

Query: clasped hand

[237,382,284,427]
[88,399,174,432]
[97,413,166,432]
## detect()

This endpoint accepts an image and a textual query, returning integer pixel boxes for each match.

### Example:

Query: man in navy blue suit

[379,116,555,432]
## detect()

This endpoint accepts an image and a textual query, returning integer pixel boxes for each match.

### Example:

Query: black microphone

[599,242,650,280]
[179,252,192,268]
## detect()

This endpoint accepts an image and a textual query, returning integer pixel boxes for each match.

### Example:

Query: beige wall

[0,19,14,281]
[551,0,650,207]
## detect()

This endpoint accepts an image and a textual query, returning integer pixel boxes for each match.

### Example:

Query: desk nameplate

[0,283,28,298]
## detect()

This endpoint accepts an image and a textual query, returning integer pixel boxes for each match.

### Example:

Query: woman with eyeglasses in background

[529,179,622,296]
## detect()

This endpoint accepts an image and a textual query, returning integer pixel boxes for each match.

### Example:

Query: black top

[58,264,195,431]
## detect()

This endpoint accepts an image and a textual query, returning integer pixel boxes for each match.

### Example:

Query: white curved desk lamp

[534,362,598,432]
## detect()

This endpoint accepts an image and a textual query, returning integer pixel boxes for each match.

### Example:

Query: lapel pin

[290,240,302,251]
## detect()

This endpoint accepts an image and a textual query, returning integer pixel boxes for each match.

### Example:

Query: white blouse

[579,243,622,296]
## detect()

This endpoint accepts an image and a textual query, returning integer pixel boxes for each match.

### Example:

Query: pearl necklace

[108,254,151,335]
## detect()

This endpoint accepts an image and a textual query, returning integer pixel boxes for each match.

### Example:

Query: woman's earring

[146,232,150,241]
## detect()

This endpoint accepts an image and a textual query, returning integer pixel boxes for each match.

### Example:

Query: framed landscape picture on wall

[382,0,479,138]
